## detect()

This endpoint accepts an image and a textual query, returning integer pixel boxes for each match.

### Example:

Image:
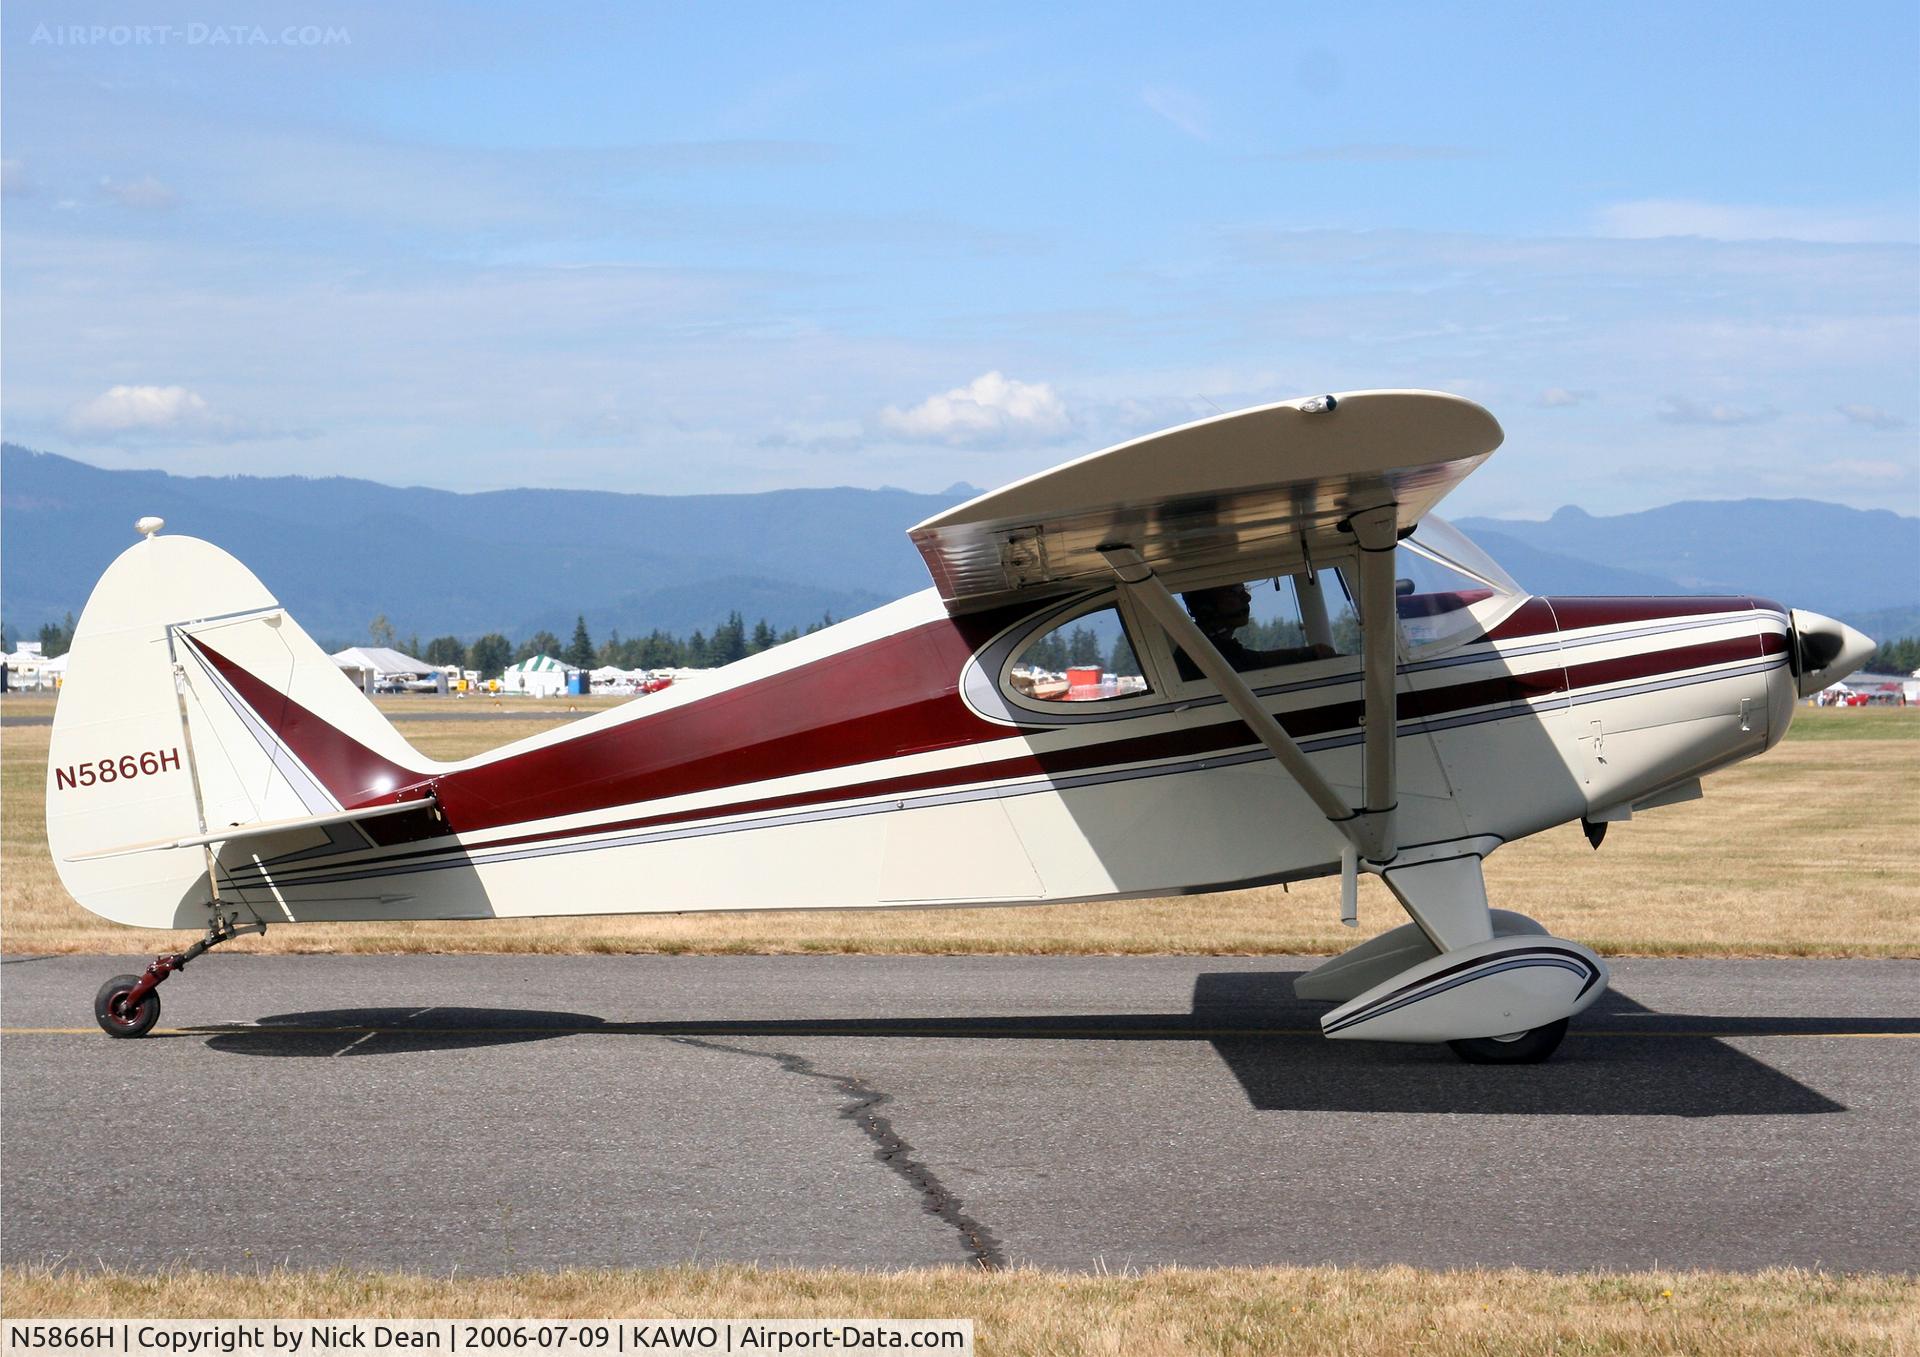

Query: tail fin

[46,530,433,927]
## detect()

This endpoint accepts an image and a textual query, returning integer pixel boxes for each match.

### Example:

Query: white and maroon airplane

[48,391,1874,1060]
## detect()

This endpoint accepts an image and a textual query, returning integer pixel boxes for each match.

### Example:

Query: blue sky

[4,1,1916,518]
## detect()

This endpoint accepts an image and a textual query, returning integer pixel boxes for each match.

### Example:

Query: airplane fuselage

[180,586,1792,930]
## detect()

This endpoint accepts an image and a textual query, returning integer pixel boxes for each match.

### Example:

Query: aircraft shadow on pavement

[202,976,1883,1117]
[202,1007,608,1058]
[1192,973,1853,1118]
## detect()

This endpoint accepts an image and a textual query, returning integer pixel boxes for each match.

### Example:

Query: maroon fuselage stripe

[265,607,1783,872]
[195,597,1782,858]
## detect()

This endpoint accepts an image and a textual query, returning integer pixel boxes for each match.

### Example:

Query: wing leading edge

[909,389,1502,612]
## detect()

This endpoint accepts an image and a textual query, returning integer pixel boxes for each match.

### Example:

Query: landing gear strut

[93,911,265,1037]
[1297,851,1610,1062]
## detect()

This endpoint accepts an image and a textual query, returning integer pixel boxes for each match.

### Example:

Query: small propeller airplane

[48,390,1876,1061]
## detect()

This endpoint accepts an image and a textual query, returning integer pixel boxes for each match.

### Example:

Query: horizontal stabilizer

[66,796,437,862]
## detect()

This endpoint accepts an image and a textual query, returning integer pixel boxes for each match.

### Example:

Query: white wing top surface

[910,389,1502,611]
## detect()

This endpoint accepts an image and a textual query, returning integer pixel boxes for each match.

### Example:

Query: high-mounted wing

[909,389,1501,612]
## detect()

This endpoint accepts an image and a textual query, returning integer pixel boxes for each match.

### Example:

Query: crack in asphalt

[668,1035,1006,1270]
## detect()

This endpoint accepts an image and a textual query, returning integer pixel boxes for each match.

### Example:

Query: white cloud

[99,175,177,210]
[1656,395,1775,427]
[8,205,1912,512]
[1596,198,1914,245]
[66,384,213,437]
[1837,403,1908,431]
[1539,387,1591,408]
[877,371,1071,445]
[1141,85,1211,142]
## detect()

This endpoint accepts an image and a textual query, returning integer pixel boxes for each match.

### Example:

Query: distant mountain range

[5,444,1916,648]
[1456,500,1917,613]
[2,444,968,647]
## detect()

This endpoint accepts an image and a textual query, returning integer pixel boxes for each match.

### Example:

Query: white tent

[332,646,440,692]
[3,642,61,691]
[502,653,574,697]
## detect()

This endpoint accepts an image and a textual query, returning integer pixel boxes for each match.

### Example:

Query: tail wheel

[1448,1017,1568,1065]
[94,973,160,1038]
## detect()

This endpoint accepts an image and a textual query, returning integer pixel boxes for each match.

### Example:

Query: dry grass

[5,699,1916,958]
[4,1263,1915,1355]
[0,693,629,722]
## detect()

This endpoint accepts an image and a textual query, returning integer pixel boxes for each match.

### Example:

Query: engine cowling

[1789,609,1876,698]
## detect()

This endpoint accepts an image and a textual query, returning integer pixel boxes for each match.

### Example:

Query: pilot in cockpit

[1173,582,1336,681]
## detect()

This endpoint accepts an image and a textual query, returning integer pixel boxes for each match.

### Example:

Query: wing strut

[1099,516,1400,866]
[1346,504,1399,863]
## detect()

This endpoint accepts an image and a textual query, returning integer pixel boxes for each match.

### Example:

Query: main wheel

[1448,1017,1568,1065]
[94,973,160,1038]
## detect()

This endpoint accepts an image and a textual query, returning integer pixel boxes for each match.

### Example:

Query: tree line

[1019,623,1142,677]
[0,609,829,677]
[1872,635,1920,675]
[365,610,834,680]
[19,611,78,659]
[7,612,1920,684]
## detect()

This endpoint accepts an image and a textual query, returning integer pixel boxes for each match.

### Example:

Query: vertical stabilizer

[46,530,433,928]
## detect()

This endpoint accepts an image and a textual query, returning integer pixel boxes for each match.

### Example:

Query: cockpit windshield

[1406,515,1524,596]
[1393,515,1526,650]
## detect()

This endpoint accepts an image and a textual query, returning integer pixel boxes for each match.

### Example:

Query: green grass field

[1772,706,1920,739]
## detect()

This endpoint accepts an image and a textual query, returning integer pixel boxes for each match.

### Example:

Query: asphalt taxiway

[3,954,1915,1274]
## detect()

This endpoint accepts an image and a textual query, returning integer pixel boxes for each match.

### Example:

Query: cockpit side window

[1168,572,1360,682]
[1007,604,1153,703]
